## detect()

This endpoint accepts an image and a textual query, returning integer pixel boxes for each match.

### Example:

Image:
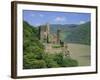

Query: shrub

[23,58,47,69]
[53,53,78,67]
[53,53,63,66]
[62,57,79,67]
[52,45,61,48]
[31,60,47,68]
[44,57,59,68]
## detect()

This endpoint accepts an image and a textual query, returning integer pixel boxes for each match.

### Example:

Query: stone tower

[57,28,61,43]
[39,23,50,43]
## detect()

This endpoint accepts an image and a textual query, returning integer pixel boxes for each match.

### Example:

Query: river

[68,43,90,66]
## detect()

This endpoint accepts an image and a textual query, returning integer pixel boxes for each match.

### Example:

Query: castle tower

[39,23,50,43]
[45,23,49,35]
[46,23,50,43]
[57,28,61,43]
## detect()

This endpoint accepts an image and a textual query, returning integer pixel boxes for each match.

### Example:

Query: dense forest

[23,21,78,69]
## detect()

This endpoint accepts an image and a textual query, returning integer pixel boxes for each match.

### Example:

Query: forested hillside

[66,22,90,45]
[23,21,78,69]
[23,21,45,69]
[50,22,90,45]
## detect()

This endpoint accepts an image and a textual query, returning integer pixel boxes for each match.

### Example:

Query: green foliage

[52,44,61,48]
[62,57,79,67]
[30,60,47,68]
[23,21,45,69]
[44,58,59,68]
[53,53,78,67]
[53,53,63,65]
[23,58,46,69]
[43,53,60,68]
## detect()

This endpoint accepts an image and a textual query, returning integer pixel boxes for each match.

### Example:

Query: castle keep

[39,23,61,44]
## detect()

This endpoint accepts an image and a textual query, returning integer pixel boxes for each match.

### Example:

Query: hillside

[50,24,77,33]
[23,21,46,69]
[66,22,90,45]
[50,22,90,45]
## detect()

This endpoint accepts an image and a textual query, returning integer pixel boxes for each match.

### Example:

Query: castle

[39,23,61,44]
[38,23,70,57]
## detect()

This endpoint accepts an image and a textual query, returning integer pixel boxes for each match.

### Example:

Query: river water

[68,43,90,66]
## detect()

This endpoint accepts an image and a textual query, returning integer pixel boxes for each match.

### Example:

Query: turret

[57,28,61,43]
